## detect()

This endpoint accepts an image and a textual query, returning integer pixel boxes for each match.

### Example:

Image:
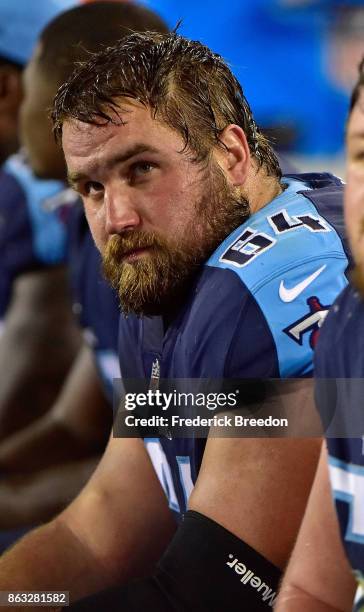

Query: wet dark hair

[37,1,168,86]
[52,31,281,178]
[350,56,364,113]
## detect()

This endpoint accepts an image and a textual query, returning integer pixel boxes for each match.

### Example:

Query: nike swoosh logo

[279,264,327,303]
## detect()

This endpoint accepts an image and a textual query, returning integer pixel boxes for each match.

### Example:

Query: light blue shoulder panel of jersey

[207,177,348,377]
[3,154,67,264]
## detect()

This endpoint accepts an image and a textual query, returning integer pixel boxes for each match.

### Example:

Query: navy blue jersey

[67,203,121,401]
[118,173,349,517]
[315,284,364,611]
[0,153,68,320]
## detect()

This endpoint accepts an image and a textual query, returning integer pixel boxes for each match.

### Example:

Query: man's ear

[0,65,22,113]
[215,124,250,186]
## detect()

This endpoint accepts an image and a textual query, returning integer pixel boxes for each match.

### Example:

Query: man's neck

[244,166,284,217]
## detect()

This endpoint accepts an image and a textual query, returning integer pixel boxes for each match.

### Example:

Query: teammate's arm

[0,457,99,528]
[0,343,111,473]
[275,442,356,611]
[0,268,80,439]
[0,435,176,607]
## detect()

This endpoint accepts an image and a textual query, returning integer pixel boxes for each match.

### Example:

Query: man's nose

[104,187,141,234]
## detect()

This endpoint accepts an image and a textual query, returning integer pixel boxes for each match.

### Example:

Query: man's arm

[66,383,324,612]
[275,443,356,612]
[0,343,111,473]
[189,436,321,570]
[184,379,320,570]
[0,457,99,529]
[0,436,176,605]
[0,268,81,438]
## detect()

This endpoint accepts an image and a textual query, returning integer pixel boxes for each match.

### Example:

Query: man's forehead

[61,102,183,155]
[62,102,156,143]
[64,98,152,129]
[63,118,102,138]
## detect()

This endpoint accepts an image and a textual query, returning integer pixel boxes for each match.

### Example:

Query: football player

[0,31,351,610]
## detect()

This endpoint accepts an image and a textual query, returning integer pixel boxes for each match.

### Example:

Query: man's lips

[121,246,152,262]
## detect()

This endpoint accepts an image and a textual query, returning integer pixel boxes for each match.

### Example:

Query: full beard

[102,164,250,317]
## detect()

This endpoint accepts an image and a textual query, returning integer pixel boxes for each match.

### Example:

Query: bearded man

[0,32,350,611]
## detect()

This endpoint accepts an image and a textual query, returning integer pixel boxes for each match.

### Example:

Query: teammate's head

[345,57,364,295]
[20,1,168,179]
[0,0,73,164]
[0,56,23,165]
[56,32,282,316]
[349,57,364,115]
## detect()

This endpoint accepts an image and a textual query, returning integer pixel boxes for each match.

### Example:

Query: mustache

[104,231,167,260]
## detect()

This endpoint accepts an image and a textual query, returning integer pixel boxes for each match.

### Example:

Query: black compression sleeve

[68,510,281,611]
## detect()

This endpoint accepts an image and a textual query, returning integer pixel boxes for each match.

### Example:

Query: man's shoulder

[202,174,348,369]
[207,173,347,294]
[317,282,361,338]
[194,173,348,377]
[0,157,28,206]
[315,283,364,376]
[1,153,69,265]
[314,285,364,440]
[3,153,64,203]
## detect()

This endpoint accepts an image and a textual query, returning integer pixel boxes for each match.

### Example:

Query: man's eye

[84,181,104,195]
[129,162,155,180]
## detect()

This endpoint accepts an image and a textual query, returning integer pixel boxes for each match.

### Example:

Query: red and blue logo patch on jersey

[283,296,330,349]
